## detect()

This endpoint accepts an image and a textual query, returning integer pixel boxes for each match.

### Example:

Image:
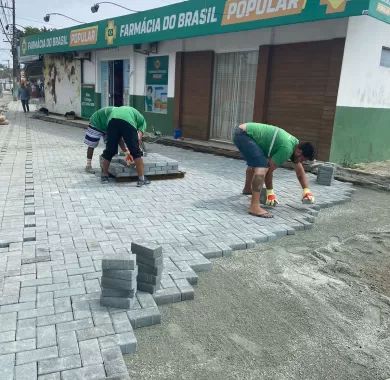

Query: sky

[0,0,186,66]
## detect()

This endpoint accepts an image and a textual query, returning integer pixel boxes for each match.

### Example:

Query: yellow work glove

[302,188,315,204]
[265,189,279,207]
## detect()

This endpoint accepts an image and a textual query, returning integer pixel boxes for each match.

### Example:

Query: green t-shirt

[245,123,299,166]
[108,106,147,133]
[89,107,113,133]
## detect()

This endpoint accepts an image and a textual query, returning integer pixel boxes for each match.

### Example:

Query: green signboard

[20,0,372,57]
[145,56,169,114]
[369,0,390,23]
[81,84,96,119]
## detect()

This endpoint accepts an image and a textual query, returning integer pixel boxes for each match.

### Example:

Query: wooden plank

[113,171,186,183]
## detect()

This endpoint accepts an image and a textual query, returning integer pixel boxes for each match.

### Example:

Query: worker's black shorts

[102,118,142,161]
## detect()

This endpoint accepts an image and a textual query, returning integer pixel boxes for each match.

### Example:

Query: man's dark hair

[300,142,315,161]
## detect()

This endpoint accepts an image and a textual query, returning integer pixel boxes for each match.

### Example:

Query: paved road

[0,101,353,379]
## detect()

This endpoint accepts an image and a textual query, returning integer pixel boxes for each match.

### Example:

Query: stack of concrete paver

[109,152,180,178]
[131,242,163,294]
[317,163,336,186]
[100,254,138,309]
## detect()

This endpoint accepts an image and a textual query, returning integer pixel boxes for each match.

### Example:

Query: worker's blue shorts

[233,127,268,168]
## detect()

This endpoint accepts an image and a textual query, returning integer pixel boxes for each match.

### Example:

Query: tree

[19,26,55,37]
[0,64,12,79]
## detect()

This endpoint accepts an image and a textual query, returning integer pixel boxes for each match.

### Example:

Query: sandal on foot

[85,166,95,174]
[249,211,273,218]
[101,175,109,183]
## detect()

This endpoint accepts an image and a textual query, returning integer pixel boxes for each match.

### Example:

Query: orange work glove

[302,188,315,204]
[124,151,134,166]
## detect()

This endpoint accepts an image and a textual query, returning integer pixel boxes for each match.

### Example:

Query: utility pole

[12,0,17,100]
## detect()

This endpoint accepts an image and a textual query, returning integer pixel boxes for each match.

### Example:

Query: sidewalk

[0,105,354,379]
[31,109,390,192]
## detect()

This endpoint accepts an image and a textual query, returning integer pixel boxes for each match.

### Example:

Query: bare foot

[249,206,273,218]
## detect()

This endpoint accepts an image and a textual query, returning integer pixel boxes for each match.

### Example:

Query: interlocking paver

[0,104,354,378]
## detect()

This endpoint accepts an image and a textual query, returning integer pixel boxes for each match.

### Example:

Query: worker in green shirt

[84,106,135,173]
[101,106,150,186]
[233,122,315,218]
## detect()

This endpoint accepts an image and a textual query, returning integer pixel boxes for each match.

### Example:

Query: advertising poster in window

[145,56,168,114]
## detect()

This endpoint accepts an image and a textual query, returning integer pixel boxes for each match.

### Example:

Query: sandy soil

[125,188,390,380]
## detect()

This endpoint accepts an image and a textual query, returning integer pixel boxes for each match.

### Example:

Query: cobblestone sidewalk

[0,106,354,379]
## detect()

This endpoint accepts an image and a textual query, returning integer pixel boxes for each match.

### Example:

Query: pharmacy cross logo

[105,20,117,45]
[320,0,347,14]
[154,59,161,70]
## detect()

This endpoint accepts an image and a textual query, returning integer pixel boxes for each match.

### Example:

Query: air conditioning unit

[73,51,91,60]
[133,42,158,55]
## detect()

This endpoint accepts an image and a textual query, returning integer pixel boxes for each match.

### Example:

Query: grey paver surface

[0,103,354,379]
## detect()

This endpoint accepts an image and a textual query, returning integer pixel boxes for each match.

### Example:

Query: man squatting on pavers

[100,106,151,187]
[233,122,315,218]
[84,106,134,173]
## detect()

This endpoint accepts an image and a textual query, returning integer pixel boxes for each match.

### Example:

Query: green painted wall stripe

[20,0,370,56]
[330,106,390,164]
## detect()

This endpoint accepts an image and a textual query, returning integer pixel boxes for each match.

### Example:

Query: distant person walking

[18,82,31,113]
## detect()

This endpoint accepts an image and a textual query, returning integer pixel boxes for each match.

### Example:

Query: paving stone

[127,307,161,329]
[37,373,60,380]
[79,339,102,366]
[153,287,182,305]
[137,281,159,294]
[110,312,133,334]
[101,288,136,298]
[0,338,36,355]
[101,255,136,270]
[100,296,135,310]
[37,325,57,349]
[57,331,79,357]
[101,277,136,291]
[136,263,163,276]
[131,242,162,258]
[76,324,115,342]
[37,355,81,375]
[16,346,58,365]
[137,272,161,285]
[102,269,137,282]
[136,254,163,267]
[15,361,37,380]
[0,312,17,332]
[0,353,15,380]
[0,330,16,343]
[37,312,73,327]
[98,331,137,354]
[60,364,106,380]
[57,318,94,334]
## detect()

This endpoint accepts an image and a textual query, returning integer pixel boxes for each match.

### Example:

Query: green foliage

[0,65,12,79]
[19,26,55,37]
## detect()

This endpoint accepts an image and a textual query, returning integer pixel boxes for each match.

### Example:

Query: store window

[211,51,258,142]
[380,47,390,68]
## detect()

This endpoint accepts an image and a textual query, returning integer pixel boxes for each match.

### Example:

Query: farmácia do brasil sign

[21,0,371,57]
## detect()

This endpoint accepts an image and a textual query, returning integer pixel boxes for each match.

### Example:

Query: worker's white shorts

[84,124,107,148]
